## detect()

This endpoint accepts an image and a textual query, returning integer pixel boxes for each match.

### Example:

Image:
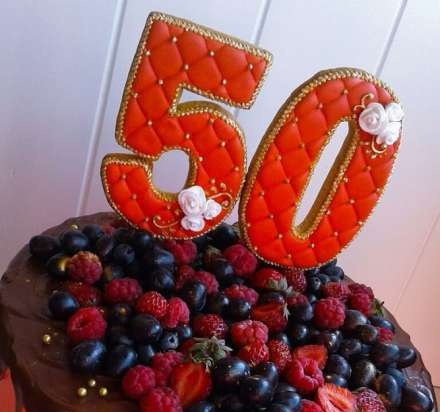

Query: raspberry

[64,281,102,307]
[163,239,197,265]
[66,307,107,343]
[377,327,394,343]
[192,314,228,339]
[284,358,324,395]
[285,270,307,293]
[136,291,168,319]
[104,278,142,304]
[100,223,116,236]
[139,387,182,412]
[230,320,268,347]
[251,302,289,333]
[238,340,269,367]
[313,298,345,330]
[193,271,219,294]
[267,339,291,372]
[301,400,324,412]
[224,284,259,305]
[348,293,372,316]
[287,293,309,307]
[356,388,386,412]
[252,268,284,289]
[175,265,195,290]
[67,251,102,284]
[161,297,190,329]
[348,283,374,300]
[321,282,351,301]
[223,244,257,278]
[151,351,184,386]
[122,365,156,399]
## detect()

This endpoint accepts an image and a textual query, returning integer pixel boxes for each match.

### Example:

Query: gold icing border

[238,67,401,269]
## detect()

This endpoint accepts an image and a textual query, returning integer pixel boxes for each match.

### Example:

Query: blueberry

[106,325,134,347]
[130,230,153,254]
[385,366,407,387]
[125,259,143,279]
[370,342,400,368]
[315,330,342,353]
[306,293,318,304]
[70,340,106,373]
[175,325,192,341]
[259,292,285,305]
[113,227,133,244]
[210,223,239,250]
[318,273,331,284]
[369,315,395,332]
[275,383,296,394]
[130,314,162,344]
[111,243,135,266]
[272,391,301,410]
[350,360,377,389]
[48,291,79,320]
[322,265,344,280]
[355,324,378,344]
[82,224,104,244]
[320,259,337,271]
[214,393,245,412]
[325,354,351,378]
[338,338,362,360]
[101,264,125,283]
[192,234,211,252]
[60,230,89,255]
[46,253,70,278]
[95,235,115,262]
[212,357,250,392]
[180,281,207,312]
[211,258,235,286]
[374,374,401,408]
[271,332,291,347]
[267,404,292,412]
[107,303,133,325]
[136,344,156,365]
[226,298,251,320]
[187,401,215,412]
[159,330,179,351]
[306,276,322,294]
[147,267,175,295]
[305,268,320,277]
[105,344,137,377]
[253,362,279,386]
[325,374,348,387]
[401,385,433,412]
[397,346,417,368]
[288,323,310,346]
[290,302,313,323]
[143,245,175,270]
[343,310,368,334]
[240,375,273,406]
[29,235,60,261]
[205,292,230,315]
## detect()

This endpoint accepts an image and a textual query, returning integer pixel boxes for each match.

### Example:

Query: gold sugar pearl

[208,50,215,57]
[88,379,97,388]
[145,49,151,56]
[221,79,227,85]
[77,387,88,398]
[70,224,79,230]
[171,36,178,43]
[42,334,51,345]
[99,387,108,397]
[158,79,164,85]
[248,63,254,70]
[183,63,189,71]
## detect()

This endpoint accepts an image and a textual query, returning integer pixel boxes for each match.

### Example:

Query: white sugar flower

[178,186,207,216]
[376,121,401,146]
[359,102,389,135]
[385,102,404,122]
[203,199,222,220]
[181,215,205,232]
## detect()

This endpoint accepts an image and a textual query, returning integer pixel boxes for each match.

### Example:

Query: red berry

[163,240,197,265]
[193,271,219,294]
[136,291,168,319]
[151,351,184,387]
[267,340,291,372]
[376,327,394,343]
[122,365,156,399]
[66,307,106,343]
[223,244,257,278]
[252,268,284,289]
[162,297,190,329]
[284,358,324,395]
[192,314,228,339]
[313,298,345,330]
[251,302,289,333]
[316,383,356,412]
[284,270,307,293]
[238,340,269,367]
[104,278,142,304]
[348,293,372,316]
[348,283,374,300]
[287,293,309,307]
[321,282,350,301]
[292,345,328,369]
[301,400,324,412]
[67,251,102,284]
[224,284,259,305]
[230,320,268,347]
[64,281,102,307]
[139,387,182,412]
[175,265,195,290]
[356,388,387,412]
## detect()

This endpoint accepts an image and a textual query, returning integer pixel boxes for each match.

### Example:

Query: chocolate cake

[0,213,437,412]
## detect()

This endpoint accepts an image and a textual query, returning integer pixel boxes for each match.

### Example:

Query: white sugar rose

[203,199,222,220]
[376,121,401,146]
[359,102,389,135]
[178,186,207,216]
[181,215,205,232]
[385,102,404,122]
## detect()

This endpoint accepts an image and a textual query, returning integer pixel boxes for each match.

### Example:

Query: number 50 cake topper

[102,12,403,270]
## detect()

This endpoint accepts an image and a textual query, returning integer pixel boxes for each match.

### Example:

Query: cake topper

[102,12,402,269]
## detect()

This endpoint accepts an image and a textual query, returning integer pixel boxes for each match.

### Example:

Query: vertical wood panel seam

[76,0,127,216]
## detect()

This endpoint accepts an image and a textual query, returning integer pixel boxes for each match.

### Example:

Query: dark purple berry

[29,235,60,261]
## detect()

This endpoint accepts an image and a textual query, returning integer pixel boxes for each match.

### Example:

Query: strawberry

[238,340,269,367]
[192,314,228,339]
[268,340,291,372]
[316,383,356,412]
[251,302,289,333]
[252,268,285,290]
[293,345,328,369]
[169,362,212,408]
[356,389,386,412]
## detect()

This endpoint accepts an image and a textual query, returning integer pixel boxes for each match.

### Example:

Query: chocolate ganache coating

[0,212,437,411]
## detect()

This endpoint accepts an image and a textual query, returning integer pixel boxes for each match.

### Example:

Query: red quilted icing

[102,12,271,238]
[0,369,21,412]
[240,69,400,269]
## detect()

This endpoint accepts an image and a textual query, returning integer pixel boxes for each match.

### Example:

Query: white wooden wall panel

[1,0,440,383]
